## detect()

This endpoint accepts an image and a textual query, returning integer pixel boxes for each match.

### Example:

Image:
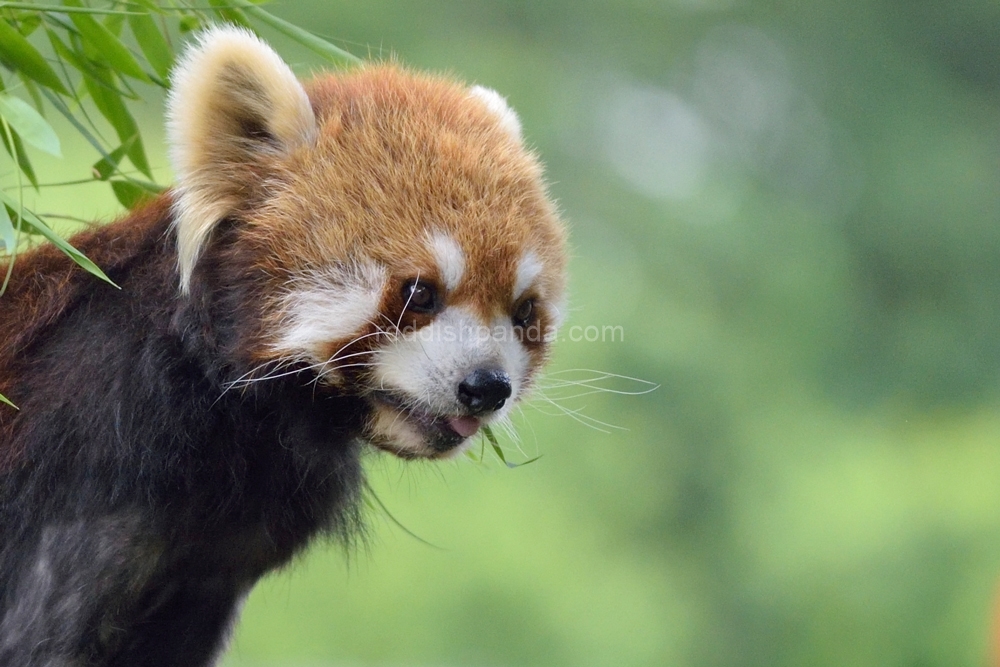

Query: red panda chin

[366,391,483,459]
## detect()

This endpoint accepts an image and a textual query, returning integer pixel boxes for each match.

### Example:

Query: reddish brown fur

[252,66,566,343]
[0,198,173,467]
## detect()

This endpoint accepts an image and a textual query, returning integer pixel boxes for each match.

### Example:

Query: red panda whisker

[376,315,403,341]
[528,394,626,434]
[538,379,658,393]
[393,270,421,335]
[320,328,394,368]
[222,364,318,392]
[539,369,659,392]
[314,362,379,383]
[215,357,305,401]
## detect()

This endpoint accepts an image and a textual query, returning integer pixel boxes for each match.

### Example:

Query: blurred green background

[17,0,1000,665]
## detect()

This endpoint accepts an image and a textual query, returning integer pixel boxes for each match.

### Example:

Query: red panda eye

[402,280,438,314]
[513,299,535,328]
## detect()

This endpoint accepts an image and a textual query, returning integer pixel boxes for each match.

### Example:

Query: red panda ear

[167,26,317,293]
[469,85,522,142]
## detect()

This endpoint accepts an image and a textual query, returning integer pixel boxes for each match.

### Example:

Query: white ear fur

[469,85,522,141]
[167,26,317,293]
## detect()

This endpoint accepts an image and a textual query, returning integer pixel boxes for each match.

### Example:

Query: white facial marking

[548,294,568,332]
[513,251,544,301]
[370,407,426,454]
[469,86,522,141]
[429,233,466,292]
[273,261,387,361]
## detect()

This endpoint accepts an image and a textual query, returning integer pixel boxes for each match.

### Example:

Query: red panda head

[167,28,567,459]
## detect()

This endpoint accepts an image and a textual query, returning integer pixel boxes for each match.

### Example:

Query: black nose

[457,369,512,415]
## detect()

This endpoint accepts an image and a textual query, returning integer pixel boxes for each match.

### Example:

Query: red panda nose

[458,369,512,415]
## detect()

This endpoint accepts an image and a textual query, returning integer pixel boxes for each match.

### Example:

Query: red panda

[0,27,566,665]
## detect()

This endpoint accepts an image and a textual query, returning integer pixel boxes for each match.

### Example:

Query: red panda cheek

[267,262,388,367]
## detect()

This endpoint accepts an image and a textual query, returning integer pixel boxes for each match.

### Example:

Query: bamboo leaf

[0,190,117,286]
[40,87,108,157]
[0,392,17,409]
[0,198,16,252]
[4,205,42,236]
[0,126,39,189]
[178,15,201,34]
[102,10,125,37]
[47,27,93,74]
[207,0,253,30]
[0,77,38,188]
[482,425,541,468]
[110,178,155,210]
[0,93,60,156]
[15,13,42,37]
[483,426,508,465]
[0,18,69,95]
[127,0,163,12]
[0,3,141,15]
[47,28,119,94]
[226,0,361,66]
[63,0,150,83]
[91,135,135,180]
[83,71,151,177]
[127,13,172,80]
[16,74,45,113]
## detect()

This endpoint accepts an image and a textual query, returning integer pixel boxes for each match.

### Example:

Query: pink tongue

[448,416,481,438]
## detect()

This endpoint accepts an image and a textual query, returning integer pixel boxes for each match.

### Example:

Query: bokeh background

[16,1,1000,665]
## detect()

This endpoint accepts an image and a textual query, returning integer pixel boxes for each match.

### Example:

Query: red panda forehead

[304,66,537,185]
[306,65,506,136]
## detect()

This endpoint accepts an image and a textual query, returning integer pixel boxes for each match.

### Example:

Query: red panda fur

[0,27,566,665]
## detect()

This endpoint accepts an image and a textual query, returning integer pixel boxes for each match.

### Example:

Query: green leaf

[103,11,125,37]
[4,205,42,236]
[83,71,151,177]
[0,3,141,15]
[178,15,201,34]
[2,132,38,189]
[0,82,39,188]
[63,0,150,83]
[128,0,164,12]
[47,28,93,75]
[0,392,17,410]
[226,0,361,66]
[47,28,120,94]
[17,74,46,113]
[483,425,510,465]
[127,14,172,80]
[0,191,117,287]
[15,13,42,37]
[110,179,156,210]
[509,454,542,468]
[207,0,253,30]
[40,88,113,166]
[0,93,61,156]
[91,135,135,181]
[0,198,17,252]
[482,425,542,468]
[0,18,70,95]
